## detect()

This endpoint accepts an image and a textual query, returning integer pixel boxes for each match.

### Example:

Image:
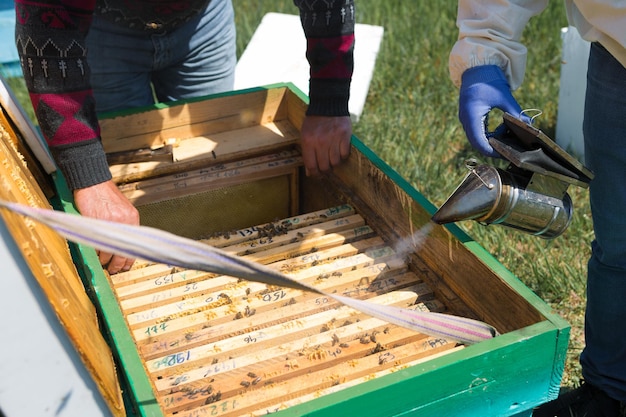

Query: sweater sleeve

[293,0,355,117]
[15,0,111,190]
[449,0,549,90]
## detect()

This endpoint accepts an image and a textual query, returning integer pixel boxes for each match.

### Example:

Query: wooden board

[326,138,547,332]
[100,88,292,154]
[0,111,126,416]
[120,150,302,206]
[0,108,54,198]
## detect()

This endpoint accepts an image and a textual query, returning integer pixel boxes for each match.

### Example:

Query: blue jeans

[85,0,236,113]
[581,42,626,402]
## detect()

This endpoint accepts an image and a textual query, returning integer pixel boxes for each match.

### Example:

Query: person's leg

[581,42,626,404]
[151,0,236,101]
[85,17,156,113]
[533,42,626,417]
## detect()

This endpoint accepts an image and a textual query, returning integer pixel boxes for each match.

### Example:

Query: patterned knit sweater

[14,0,355,190]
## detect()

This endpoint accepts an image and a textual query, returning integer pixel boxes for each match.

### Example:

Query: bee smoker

[431,113,594,239]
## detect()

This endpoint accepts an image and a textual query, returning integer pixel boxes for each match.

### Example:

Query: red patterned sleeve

[293,0,355,117]
[15,0,112,190]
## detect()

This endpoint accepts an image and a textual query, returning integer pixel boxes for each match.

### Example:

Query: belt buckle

[145,21,166,34]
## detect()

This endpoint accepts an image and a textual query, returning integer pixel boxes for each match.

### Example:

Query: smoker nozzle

[431,165,502,225]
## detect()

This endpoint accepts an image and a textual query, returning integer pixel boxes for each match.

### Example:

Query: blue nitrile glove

[459,65,529,158]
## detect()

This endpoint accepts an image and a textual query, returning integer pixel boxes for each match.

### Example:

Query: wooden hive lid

[0,78,126,416]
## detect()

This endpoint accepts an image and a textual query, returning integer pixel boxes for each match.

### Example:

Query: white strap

[0,200,498,345]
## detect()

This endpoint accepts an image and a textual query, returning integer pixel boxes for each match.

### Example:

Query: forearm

[294,0,354,117]
[15,0,110,190]
[449,0,549,90]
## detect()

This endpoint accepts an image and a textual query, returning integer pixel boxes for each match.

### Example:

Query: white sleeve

[449,0,550,90]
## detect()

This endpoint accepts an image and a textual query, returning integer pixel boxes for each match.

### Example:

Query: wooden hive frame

[39,84,568,416]
[109,201,469,415]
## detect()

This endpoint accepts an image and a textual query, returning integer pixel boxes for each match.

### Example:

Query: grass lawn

[3,0,589,390]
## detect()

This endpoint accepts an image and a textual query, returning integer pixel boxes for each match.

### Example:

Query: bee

[204,391,221,405]
[371,343,385,354]
[283,298,297,306]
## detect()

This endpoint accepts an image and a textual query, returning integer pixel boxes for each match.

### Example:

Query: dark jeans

[581,42,626,402]
[85,0,236,113]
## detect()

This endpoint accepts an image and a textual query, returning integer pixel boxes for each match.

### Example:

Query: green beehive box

[0,83,568,417]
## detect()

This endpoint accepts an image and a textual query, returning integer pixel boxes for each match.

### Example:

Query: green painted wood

[272,323,568,416]
[52,173,164,417]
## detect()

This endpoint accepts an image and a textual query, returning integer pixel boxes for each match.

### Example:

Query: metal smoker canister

[432,163,573,239]
[432,112,593,239]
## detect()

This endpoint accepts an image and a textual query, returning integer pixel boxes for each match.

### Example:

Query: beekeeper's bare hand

[300,115,352,176]
[73,180,139,274]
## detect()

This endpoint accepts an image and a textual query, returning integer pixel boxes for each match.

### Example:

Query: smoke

[392,221,435,259]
